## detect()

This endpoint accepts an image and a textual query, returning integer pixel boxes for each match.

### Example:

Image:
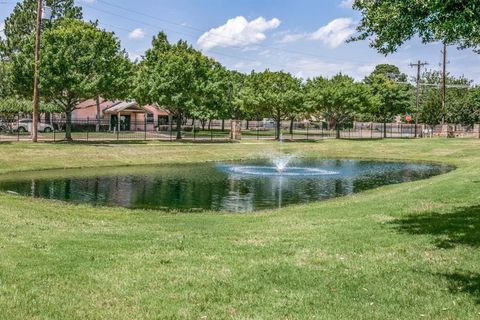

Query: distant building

[46,98,171,131]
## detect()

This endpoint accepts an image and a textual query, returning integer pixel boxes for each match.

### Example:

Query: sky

[1,0,480,83]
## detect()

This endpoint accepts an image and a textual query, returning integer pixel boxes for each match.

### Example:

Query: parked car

[12,119,54,133]
[0,120,8,132]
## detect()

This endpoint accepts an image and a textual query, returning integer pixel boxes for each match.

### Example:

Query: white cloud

[278,33,307,44]
[339,0,354,8]
[197,16,281,50]
[0,22,4,39]
[279,18,356,48]
[128,28,146,40]
[310,18,356,47]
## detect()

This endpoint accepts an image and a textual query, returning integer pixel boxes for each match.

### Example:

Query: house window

[146,113,154,124]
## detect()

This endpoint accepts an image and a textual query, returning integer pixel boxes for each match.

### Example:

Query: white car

[12,119,54,133]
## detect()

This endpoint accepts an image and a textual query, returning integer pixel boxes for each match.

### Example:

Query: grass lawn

[0,139,479,319]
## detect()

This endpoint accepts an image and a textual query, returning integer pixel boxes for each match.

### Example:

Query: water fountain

[219,154,339,177]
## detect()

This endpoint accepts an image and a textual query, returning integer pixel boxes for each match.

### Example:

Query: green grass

[0,139,479,319]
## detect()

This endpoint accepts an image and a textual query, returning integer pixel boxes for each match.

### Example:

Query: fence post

[144,115,147,141]
[170,121,173,141]
[53,125,56,142]
[87,117,89,142]
[17,117,20,141]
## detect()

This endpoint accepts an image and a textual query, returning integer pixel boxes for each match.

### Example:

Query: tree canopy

[11,18,132,140]
[352,0,480,54]
[364,64,408,83]
[368,74,412,137]
[133,32,213,139]
[305,74,372,137]
[243,70,303,139]
[0,0,82,59]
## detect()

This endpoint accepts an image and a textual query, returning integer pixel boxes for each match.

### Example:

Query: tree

[11,19,132,140]
[352,0,480,54]
[0,0,82,59]
[133,32,211,140]
[364,64,407,83]
[305,74,371,138]
[0,61,13,98]
[418,70,474,126]
[234,73,261,128]
[246,70,303,140]
[192,61,233,131]
[465,88,480,126]
[368,75,413,137]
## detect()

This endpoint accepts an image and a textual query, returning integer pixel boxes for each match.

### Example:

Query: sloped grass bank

[0,139,479,319]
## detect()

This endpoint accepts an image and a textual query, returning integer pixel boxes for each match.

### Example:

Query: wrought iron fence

[0,117,478,142]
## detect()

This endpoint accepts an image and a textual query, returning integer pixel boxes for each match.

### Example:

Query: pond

[0,159,451,212]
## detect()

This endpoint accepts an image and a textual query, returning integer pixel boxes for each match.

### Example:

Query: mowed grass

[0,139,479,319]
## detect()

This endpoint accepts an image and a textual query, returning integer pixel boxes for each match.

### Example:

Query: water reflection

[0,160,450,212]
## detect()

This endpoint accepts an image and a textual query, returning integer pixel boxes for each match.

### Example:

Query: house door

[110,115,131,131]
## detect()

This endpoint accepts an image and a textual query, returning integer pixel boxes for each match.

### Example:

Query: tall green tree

[418,71,475,126]
[352,0,480,54]
[193,61,233,131]
[0,0,82,59]
[133,32,210,139]
[305,74,371,138]
[364,64,407,83]
[368,74,413,137]
[11,19,132,140]
[0,61,13,98]
[246,70,303,140]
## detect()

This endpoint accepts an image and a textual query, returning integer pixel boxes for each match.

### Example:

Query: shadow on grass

[438,271,480,304]
[392,205,480,249]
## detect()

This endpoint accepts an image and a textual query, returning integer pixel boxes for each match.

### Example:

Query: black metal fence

[0,118,478,142]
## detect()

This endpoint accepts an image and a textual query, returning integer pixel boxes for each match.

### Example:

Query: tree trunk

[95,96,101,132]
[221,119,225,132]
[276,118,281,140]
[191,118,195,126]
[383,117,387,138]
[65,109,73,141]
[176,115,182,140]
[208,119,212,131]
[289,118,294,135]
[201,120,206,131]
[246,120,249,130]
[336,124,340,139]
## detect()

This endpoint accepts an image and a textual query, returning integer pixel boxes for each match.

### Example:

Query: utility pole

[441,43,447,125]
[409,60,428,138]
[32,0,43,142]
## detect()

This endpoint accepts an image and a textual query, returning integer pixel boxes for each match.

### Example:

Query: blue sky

[1,0,480,83]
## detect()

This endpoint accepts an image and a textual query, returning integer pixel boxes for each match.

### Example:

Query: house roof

[143,104,170,116]
[103,101,153,114]
[75,98,118,111]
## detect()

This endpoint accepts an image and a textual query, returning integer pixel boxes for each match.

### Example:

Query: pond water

[0,159,450,212]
